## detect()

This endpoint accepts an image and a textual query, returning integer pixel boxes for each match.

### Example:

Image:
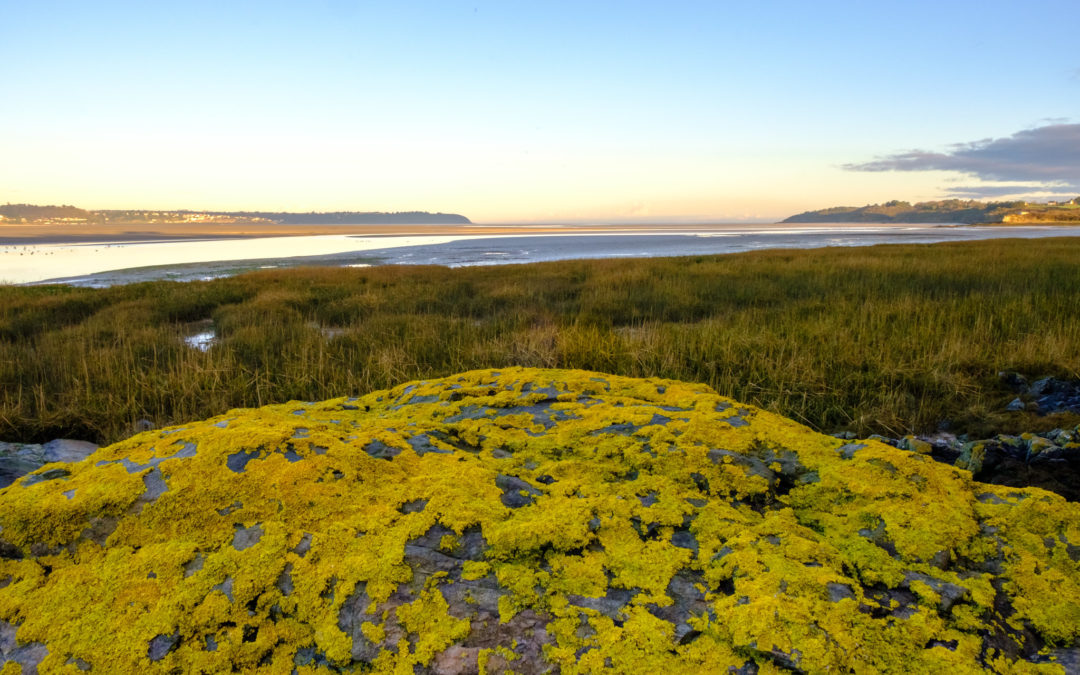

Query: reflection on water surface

[4,225,1080,287]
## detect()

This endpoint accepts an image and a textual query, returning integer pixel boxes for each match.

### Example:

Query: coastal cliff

[0,368,1077,673]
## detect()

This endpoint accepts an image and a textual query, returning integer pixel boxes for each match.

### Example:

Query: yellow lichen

[461,560,491,581]
[0,367,1076,673]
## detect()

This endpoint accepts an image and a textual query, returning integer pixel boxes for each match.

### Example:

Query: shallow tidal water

[5,223,1080,287]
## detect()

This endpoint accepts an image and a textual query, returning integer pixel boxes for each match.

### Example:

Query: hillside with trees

[783,198,1080,224]
[0,204,93,221]
[0,204,471,225]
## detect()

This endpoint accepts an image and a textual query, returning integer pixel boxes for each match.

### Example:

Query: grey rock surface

[0,439,98,488]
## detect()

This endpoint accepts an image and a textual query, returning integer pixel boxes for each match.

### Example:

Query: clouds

[844,123,1080,193]
[938,184,1078,200]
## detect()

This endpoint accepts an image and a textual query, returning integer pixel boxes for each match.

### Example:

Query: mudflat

[0,222,745,246]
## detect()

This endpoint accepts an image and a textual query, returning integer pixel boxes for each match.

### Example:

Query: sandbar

[0,222,769,246]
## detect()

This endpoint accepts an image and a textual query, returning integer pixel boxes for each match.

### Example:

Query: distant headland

[0,204,471,226]
[783,197,1080,225]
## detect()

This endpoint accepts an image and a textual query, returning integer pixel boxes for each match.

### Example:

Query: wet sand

[0,222,755,246]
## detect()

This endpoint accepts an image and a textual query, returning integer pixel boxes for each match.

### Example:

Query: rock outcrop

[0,368,1078,673]
[0,440,98,489]
[999,372,1080,416]
[852,430,1080,502]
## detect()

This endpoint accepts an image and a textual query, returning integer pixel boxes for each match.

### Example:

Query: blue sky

[2,1,1078,222]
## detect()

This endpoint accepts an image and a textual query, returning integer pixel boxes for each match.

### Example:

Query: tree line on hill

[0,204,471,225]
[783,198,1080,224]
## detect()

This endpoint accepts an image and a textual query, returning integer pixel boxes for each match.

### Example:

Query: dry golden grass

[2,237,1079,443]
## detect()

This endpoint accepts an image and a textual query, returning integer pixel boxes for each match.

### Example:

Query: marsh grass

[2,238,1079,443]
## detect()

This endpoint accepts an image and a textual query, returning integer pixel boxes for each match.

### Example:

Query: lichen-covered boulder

[1,368,1078,674]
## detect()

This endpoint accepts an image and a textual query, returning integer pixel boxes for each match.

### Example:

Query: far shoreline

[0,221,969,246]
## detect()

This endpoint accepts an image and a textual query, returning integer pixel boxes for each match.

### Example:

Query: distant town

[0,204,471,226]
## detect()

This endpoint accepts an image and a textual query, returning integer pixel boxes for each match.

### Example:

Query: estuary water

[4,223,1080,287]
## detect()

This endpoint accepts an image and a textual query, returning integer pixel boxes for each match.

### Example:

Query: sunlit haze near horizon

[2,1,1078,223]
